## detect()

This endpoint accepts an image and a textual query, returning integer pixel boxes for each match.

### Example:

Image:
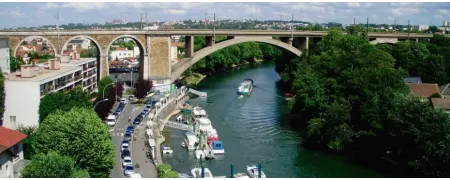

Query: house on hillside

[431,98,450,114]
[0,126,28,178]
[407,83,440,102]
[439,83,450,98]
[404,77,422,84]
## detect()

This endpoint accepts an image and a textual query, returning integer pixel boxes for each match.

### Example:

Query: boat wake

[238,95,244,99]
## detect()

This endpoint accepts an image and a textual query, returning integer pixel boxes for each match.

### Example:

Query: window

[10,116,16,129]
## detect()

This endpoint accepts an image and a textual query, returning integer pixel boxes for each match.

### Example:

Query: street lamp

[102,83,115,99]
[94,98,109,109]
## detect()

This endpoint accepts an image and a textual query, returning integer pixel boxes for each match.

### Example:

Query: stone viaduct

[0,30,439,83]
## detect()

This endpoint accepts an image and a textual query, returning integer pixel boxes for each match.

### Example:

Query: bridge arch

[13,36,57,58]
[171,37,302,81]
[61,35,104,56]
[106,34,147,81]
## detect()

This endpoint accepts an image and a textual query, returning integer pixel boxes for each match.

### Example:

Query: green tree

[97,76,114,99]
[17,125,38,159]
[134,79,153,100]
[33,107,114,178]
[392,41,430,76]
[0,70,4,126]
[21,152,90,178]
[157,164,179,178]
[38,86,92,123]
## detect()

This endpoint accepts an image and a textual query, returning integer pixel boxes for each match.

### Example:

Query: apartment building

[3,57,98,129]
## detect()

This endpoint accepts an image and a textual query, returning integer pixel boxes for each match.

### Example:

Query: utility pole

[394,20,396,33]
[366,17,369,39]
[204,13,207,29]
[280,14,283,29]
[56,12,60,53]
[146,12,148,33]
[140,13,143,30]
[291,14,294,39]
[213,12,216,45]
[407,20,410,40]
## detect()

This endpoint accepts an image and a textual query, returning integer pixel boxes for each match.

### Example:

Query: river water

[161,61,387,178]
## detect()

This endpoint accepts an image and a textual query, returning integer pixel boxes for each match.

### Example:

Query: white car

[121,143,129,152]
[106,119,116,127]
[120,98,127,104]
[122,156,132,168]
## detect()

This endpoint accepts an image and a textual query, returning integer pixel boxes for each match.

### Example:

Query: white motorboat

[184,131,199,150]
[237,79,254,95]
[195,150,206,159]
[161,146,173,154]
[181,142,186,148]
[198,117,213,132]
[192,106,208,121]
[235,173,250,178]
[191,167,213,178]
[246,165,266,178]
[209,141,225,155]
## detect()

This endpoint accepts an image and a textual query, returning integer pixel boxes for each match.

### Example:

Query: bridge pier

[280,37,293,46]
[294,37,309,50]
[185,36,194,58]
[206,36,214,47]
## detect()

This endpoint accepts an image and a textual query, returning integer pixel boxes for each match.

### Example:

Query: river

[160,61,387,178]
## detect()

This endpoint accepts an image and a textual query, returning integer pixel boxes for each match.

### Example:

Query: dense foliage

[21,152,90,178]
[183,36,282,76]
[95,76,117,119]
[38,86,92,123]
[17,125,38,159]
[157,164,179,178]
[0,70,4,126]
[33,107,115,178]
[134,79,153,99]
[276,30,450,177]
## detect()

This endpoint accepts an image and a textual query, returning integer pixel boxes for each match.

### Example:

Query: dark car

[133,117,142,125]
[126,125,134,134]
[122,139,129,145]
[139,112,146,118]
[124,132,131,141]
[121,149,130,159]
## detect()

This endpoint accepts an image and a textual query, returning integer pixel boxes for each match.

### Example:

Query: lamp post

[102,83,115,99]
[94,98,109,109]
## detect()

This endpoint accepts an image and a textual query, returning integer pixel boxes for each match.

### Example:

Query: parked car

[133,117,142,125]
[106,115,116,127]
[143,109,150,115]
[124,132,131,141]
[122,156,132,168]
[121,149,130,159]
[126,125,135,134]
[139,112,146,118]
[123,165,135,177]
[120,98,127,104]
[121,143,129,152]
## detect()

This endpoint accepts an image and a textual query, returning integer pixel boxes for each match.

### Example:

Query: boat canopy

[212,141,224,150]
[148,139,156,147]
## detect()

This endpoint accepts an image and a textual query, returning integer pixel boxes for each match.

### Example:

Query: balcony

[40,87,54,96]
[84,71,96,78]
[74,75,82,81]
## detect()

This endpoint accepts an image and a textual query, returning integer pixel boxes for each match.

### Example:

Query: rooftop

[408,83,440,98]
[59,57,96,66]
[404,77,423,84]
[431,98,450,110]
[7,65,81,82]
[0,126,27,154]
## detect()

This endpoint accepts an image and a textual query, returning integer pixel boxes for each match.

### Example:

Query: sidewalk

[131,124,157,178]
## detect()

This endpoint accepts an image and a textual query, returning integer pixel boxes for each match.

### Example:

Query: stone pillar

[185,36,194,58]
[99,54,109,79]
[149,36,171,78]
[206,36,213,47]
[296,37,309,50]
[142,54,149,80]
[280,37,293,45]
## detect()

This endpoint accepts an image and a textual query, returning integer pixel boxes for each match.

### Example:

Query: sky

[1,2,450,28]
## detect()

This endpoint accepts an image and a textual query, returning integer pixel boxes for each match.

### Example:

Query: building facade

[0,126,28,178]
[2,57,98,129]
[109,47,139,60]
[0,38,10,74]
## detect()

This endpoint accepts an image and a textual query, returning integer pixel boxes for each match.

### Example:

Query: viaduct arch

[170,37,303,81]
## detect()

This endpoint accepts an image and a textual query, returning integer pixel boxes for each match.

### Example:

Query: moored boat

[184,131,199,150]
[161,146,173,154]
[191,167,214,178]
[246,165,266,178]
[285,93,293,101]
[192,106,208,121]
[237,79,254,95]
[209,140,225,155]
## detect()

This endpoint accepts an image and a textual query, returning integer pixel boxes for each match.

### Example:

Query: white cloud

[164,9,186,15]
[62,2,108,10]
[347,2,360,8]
[244,4,262,15]
[45,2,58,9]
[9,10,24,17]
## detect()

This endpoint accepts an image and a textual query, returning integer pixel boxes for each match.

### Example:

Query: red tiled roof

[16,50,27,57]
[408,83,440,98]
[431,98,450,110]
[35,45,43,52]
[117,47,127,51]
[0,126,27,153]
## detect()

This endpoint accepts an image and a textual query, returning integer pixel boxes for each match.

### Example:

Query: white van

[106,115,117,127]
[130,173,142,178]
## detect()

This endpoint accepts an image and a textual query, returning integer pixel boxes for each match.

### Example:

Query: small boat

[195,150,206,159]
[161,146,173,154]
[209,140,225,155]
[181,142,186,148]
[247,165,266,178]
[191,167,214,178]
[192,106,208,121]
[184,131,199,150]
[237,79,254,95]
[234,173,250,178]
[285,93,293,101]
